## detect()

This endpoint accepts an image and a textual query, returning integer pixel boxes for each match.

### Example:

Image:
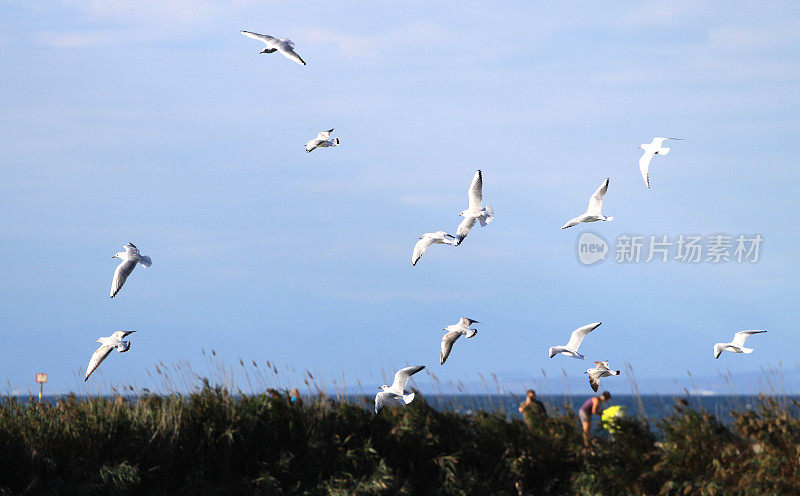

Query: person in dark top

[579,391,611,449]
[518,389,547,425]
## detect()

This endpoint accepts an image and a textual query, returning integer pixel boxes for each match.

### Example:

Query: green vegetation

[0,386,798,495]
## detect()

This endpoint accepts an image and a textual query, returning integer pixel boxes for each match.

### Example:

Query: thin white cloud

[302,22,459,57]
[708,22,800,51]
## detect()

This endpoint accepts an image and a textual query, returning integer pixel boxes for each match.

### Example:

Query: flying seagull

[412,231,456,266]
[110,243,152,298]
[84,330,136,381]
[440,318,479,365]
[455,170,495,245]
[241,30,306,66]
[585,361,620,392]
[638,137,684,188]
[375,365,425,414]
[306,129,340,153]
[561,178,614,229]
[714,330,767,359]
[548,322,602,359]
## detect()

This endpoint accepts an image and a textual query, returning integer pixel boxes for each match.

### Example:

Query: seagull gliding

[375,365,425,414]
[84,330,136,381]
[548,322,602,359]
[412,231,456,266]
[110,243,151,298]
[241,30,306,66]
[585,361,620,392]
[455,170,494,246]
[561,179,613,229]
[638,137,684,188]
[440,318,479,365]
[714,330,766,359]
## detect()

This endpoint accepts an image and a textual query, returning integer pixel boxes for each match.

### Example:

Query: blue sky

[1,1,798,396]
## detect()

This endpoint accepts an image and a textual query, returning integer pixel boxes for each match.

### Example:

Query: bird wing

[588,373,601,392]
[112,330,136,340]
[467,170,483,210]
[412,235,437,266]
[732,330,766,347]
[586,178,609,216]
[440,331,462,365]
[435,231,456,243]
[317,129,333,140]
[593,361,610,370]
[374,391,396,414]
[124,243,140,255]
[241,30,276,45]
[565,322,601,351]
[391,365,425,392]
[305,139,320,152]
[279,45,306,66]
[455,216,477,245]
[639,151,654,188]
[85,344,114,381]
[110,260,136,298]
[459,317,478,327]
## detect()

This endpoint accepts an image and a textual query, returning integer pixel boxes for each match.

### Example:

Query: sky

[1,1,798,397]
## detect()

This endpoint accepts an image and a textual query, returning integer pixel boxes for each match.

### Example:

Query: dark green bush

[0,388,798,495]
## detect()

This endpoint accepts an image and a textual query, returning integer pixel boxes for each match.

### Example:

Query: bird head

[459,210,466,217]
[379,385,389,391]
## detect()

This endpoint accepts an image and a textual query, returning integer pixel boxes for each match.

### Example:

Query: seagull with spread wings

[305,129,340,153]
[412,231,456,266]
[585,361,620,392]
[561,178,614,229]
[714,330,767,359]
[455,170,494,245]
[548,322,602,359]
[241,30,306,66]
[638,137,684,188]
[375,365,425,414]
[110,243,152,298]
[84,331,136,381]
[440,318,479,365]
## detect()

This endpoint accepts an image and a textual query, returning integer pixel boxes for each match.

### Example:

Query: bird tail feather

[139,255,152,268]
[402,392,415,405]
[742,347,754,354]
[656,147,670,155]
[333,138,340,146]
[613,370,621,375]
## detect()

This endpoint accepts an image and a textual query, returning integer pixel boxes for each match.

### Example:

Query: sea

[10,393,798,427]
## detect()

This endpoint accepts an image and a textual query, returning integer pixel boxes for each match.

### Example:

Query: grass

[1,378,799,495]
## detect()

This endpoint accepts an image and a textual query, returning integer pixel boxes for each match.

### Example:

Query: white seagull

[110,243,152,298]
[84,330,136,381]
[561,178,614,229]
[585,361,621,392]
[412,231,456,266]
[714,330,767,359]
[375,365,425,414]
[455,170,495,246]
[638,137,684,188]
[548,322,602,359]
[305,129,340,153]
[440,318,479,365]
[241,30,306,66]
